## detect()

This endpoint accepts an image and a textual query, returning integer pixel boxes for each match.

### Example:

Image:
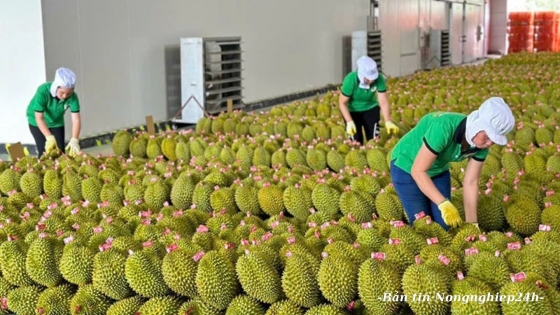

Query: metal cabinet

[173,37,244,124]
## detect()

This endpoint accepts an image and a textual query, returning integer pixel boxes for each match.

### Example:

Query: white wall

[0,0,47,145]
[489,0,509,54]
[40,0,370,139]
[379,0,450,78]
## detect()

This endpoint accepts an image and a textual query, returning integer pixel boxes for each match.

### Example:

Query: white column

[0,0,47,145]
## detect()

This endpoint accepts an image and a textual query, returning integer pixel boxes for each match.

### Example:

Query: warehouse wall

[380,0,490,77]
[40,0,370,141]
[379,0,450,78]
[0,0,47,145]
[489,0,509,54]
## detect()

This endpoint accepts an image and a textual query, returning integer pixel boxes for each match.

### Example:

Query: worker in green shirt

[390,97,515,230]
[339,56,399,145]
[26,67,82,157]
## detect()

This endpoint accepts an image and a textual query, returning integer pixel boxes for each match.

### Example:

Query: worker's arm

[462,157,484,223]
[339,94,353,123]
[377,92,392,122]
[71,112,81,139]
[410,143,448,205]
[32,88,52,137]
[35,112,52,137]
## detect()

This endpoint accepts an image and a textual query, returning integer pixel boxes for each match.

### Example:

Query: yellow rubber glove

[65,138,80,157]
[437,199,463,228]
[346,121,356,137]
[385,121,400,135]
[45,135,58,155]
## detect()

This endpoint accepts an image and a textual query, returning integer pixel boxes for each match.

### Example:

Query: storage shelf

[367,30,384,73]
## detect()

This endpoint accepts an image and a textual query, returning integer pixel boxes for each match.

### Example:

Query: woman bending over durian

[389,97,515,230]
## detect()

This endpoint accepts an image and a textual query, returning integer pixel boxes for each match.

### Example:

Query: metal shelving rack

[366,30,383,73]
[440,30,451,66]
[173,36,244,124]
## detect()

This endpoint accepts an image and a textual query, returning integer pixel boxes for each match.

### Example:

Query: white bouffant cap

[466,97,515,146]
[50,67,76,97]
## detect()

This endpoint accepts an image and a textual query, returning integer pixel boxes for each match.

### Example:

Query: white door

[464,3,484,63]
[450,2,464,65]
[399,0,420,76]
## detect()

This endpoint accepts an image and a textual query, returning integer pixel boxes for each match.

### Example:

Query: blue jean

[390,159,451,230]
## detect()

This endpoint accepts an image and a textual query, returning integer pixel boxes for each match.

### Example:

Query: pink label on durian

[415,211,426,220]
[427,237,439,245]
[438,254,450,265]
[510,272,526,282]
[371,252,386,260]
[389,238,401,245]
[539,224,551,231]
[465,247,479,256]
[507,242,521,250]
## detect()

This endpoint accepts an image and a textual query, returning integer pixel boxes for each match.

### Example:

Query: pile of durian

[0,52,559,315]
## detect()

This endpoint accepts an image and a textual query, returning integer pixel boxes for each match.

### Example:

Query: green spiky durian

[195,250,240,310]
[106,296,145,315]
[236,250,283,304]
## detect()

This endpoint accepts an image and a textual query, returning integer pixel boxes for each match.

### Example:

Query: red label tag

[371,252,386,260]
[465,235,476,242]
[539,224,551,231]
[479,234,487,242]
[415,255,422,265]
[495,250,501,257]
[457,271,464,280]
[391,221,405,228]
[505,232,513,237]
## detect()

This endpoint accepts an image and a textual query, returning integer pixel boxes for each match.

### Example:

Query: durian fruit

[6,285,43,315]
[92,249,133,300]
[358,255,403,315]
[265,299,305,315]
[112,130,133,156]
[225,294,267,315]
[236,249,283,304]
[35,283,75,315]
[450,275,501,315]
[59,240,96,285]
[69,283,112,315]
[0,238,35,287]
[281,250,321,308]
[401,263,451,315]
[134,296,182,315]
[304,304,350,315]
[24,234,64,287]
[500,273,554,315]
[106,296,145,315]
[317,250,358,307]
[161,247,198,298]
[195,250,240,310]
[125,249,170,298]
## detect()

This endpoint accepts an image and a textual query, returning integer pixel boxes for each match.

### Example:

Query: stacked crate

[507,12,535,54]
[533,11,559,52]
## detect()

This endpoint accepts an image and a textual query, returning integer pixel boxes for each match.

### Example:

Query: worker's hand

[385,121,400,135]
[65,138,80,157]
[437,199,463,228]
[346,121,357,137]
[45,135,58,155]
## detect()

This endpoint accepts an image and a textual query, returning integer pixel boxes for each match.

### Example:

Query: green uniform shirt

[391,111,488,177]
[26,82,80,128]
[340,71,387,112]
